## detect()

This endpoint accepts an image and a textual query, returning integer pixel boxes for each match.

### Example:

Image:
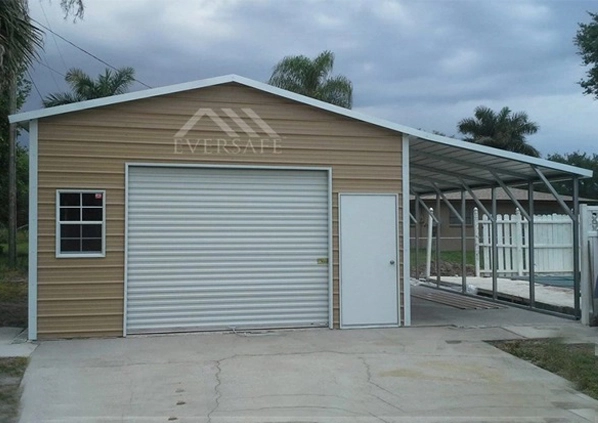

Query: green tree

[0,70,30,229]
[1,0,83,266]
[43,67,136,107]
[0,0,43,78]
[546,152,598,200]
[268,50,353,109]
[1,0,83,78]
[457,106,540,157]
[575,12,598,99]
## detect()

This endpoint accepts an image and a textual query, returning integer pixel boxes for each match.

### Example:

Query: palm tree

[43,67,136,107]
[0,0,43,79]
[268,50,353,109]
[1,0,43,267]
[457,106,540,157]
[1,0,82,268]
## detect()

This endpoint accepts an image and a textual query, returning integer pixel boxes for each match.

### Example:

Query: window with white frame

[56,190,105,257]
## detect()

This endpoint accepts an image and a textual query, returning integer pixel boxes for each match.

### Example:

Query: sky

[23,0,598,156]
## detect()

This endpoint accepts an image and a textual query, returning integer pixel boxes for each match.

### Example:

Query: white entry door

[340,194,398,327]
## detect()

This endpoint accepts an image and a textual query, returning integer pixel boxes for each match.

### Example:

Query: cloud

[24,0,598,155]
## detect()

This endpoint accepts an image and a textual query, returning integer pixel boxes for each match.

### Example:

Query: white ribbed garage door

[125,166,329,334]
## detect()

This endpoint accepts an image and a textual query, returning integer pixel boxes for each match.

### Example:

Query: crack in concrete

[204,352,404,422]
[230,404,365,416]
[206,359,223,423]
[228,393,351,401]
[358,356,405,414]
[368,410,391,423]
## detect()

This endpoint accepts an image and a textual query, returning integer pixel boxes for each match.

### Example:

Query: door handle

[390,260,395,265]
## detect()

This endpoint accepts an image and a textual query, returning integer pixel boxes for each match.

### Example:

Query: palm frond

[107,67,135,95]
[458,105,540,157]
[43,66,136,107]
[268,55,313,96]
[0,0,44,80]
[268,50,353,108]
[317,75,353,108]
[60,0,84,20]
[42,91,83,108]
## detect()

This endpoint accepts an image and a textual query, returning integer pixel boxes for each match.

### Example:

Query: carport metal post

[491,187,498,300]
[430,182,467,291]
[528,182,535,308]
[461,190,467,293]
[415,194,421,280]
[436,193,441,285]
[533,167,581,317]
[573,176,581,318]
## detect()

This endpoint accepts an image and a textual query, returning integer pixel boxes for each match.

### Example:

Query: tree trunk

[8,71,17,268]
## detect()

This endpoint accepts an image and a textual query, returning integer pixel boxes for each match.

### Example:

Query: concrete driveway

[18,326,598,423]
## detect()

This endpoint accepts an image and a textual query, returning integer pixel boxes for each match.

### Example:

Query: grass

[0,357,28,423]
[0,228,28,274]
[410,249,476,267]
[410,249,476,266]
[0,228,28,328]
[491,339,598,400]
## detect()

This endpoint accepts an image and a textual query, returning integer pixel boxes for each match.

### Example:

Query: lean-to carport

[402,131,593,319]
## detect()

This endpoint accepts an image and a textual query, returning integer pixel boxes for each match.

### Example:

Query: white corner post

[426,209,433,281]
[414,193,421,281]
[435,194,441,285]
[461,189,467,293]
[573,176,581,318]
[515,208,523,277]
[28,119,38,341]
[473,207,480,277]
[580,203,591,325]
[491,187,498,300]
[402,134,411,326]
[528,181,536,308]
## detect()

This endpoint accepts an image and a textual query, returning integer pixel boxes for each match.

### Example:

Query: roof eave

[8,74,593,180]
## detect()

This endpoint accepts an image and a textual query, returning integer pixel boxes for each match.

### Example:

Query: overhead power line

[39,1,69,72]
[26,69,44,102]
[35,60,66,78]
[31,18,153,89]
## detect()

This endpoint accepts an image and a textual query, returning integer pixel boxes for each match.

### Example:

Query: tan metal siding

[36,83,403,338]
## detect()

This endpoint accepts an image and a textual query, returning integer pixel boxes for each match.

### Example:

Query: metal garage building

[10,75,591,339]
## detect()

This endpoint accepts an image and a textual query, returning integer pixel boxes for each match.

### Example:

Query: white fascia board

[9,74,593,179]
[9,74,239,124]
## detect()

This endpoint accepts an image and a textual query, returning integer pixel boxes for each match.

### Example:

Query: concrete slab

[18,328,598,423]
[441,276,574,308]
[411,295,576,328]
[0,327,37,358]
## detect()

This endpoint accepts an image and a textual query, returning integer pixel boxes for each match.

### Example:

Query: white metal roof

[420,187,576,202]
[10,74,592,194]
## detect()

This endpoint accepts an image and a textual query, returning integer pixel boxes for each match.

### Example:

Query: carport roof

[9,74,592,194]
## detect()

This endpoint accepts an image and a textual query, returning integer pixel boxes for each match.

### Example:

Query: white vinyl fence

[474,208,573,277]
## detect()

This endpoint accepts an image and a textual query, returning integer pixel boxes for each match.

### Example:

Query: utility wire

[26,69,44,102]
[31,18,153,89]
[39,1,69,72]
[40,53,61,90]
[35,60,66,78]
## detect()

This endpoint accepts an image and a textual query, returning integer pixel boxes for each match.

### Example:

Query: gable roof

[9,74,593,193]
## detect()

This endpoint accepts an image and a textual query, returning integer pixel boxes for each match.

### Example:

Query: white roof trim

[9,74,592,178]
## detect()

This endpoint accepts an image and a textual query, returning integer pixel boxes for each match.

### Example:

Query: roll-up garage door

[125,166,329,334]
